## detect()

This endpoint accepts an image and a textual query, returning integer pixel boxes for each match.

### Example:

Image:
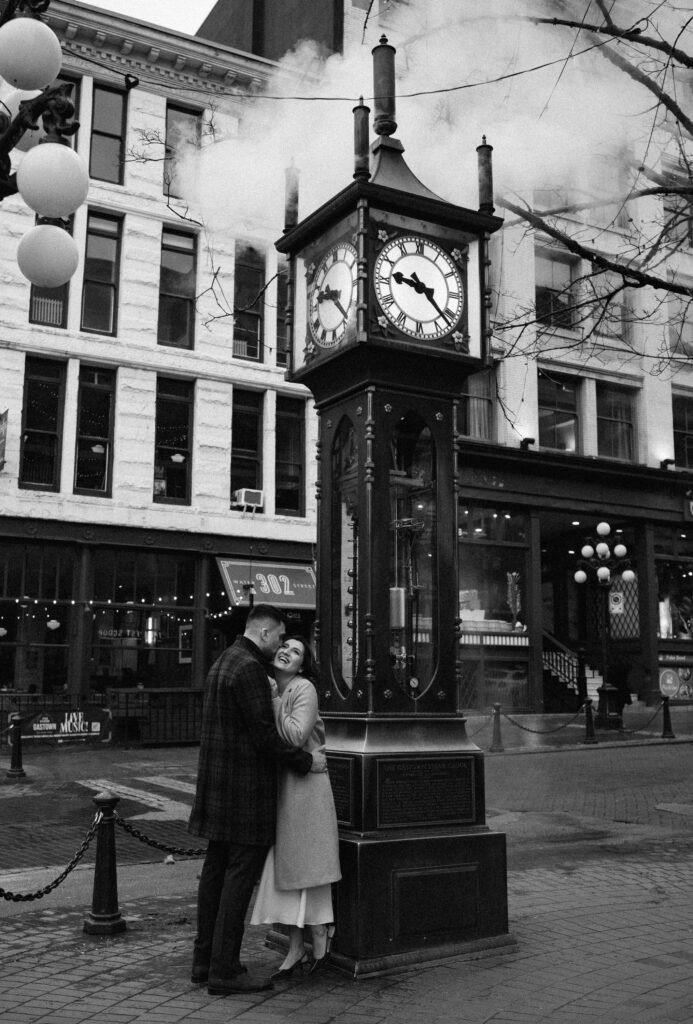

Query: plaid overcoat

[188,636,312,845]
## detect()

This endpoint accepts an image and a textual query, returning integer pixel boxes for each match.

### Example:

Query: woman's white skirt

[250,846,333,927]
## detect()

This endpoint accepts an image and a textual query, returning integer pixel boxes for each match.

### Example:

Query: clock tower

[276,38,509,976]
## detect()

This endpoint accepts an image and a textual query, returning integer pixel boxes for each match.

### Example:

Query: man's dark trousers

[194,840,269,979]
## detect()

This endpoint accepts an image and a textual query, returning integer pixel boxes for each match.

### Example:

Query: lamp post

[0,0,88,285]
[574,521,636,729]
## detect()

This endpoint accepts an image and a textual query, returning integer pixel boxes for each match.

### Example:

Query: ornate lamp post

[574,521,636,729]
[0,0,88,285]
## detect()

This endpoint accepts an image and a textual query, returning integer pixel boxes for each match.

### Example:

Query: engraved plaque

[327,755,354,827]
[377,756,475,828]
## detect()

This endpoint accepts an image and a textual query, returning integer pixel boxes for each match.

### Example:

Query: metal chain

[114,813,206,857]
[465,711,493,738]
[500,706,584,735]
[0,811,102,902]
[619,701,664,735]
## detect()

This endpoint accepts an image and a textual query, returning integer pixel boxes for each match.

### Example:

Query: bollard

[582,699,598,745]
[6,715,26,779]
[489,703,504,752]
[661,695,676,740]
[83,791,126,936]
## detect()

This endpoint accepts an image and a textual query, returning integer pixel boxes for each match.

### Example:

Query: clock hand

[392,271,448,319]
[319,287,349,319]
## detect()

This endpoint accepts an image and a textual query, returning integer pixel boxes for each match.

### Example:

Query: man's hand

[310,745,329,773]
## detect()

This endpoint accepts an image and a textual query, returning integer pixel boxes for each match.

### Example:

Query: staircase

[541,632,586,712]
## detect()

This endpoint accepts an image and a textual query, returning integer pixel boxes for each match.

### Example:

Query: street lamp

[0,1,88,286]
[574,521,636,729]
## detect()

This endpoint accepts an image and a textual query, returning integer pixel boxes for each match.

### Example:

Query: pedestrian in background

[188,604,327,995]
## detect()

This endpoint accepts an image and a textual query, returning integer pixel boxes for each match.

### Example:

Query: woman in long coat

[250,636,341,977]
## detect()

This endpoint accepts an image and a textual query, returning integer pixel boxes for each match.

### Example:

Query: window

[74,366,115,495]
[536,252,577,328]
[164,104,201,198]
[157,229,197,348]
[19,358,65,490]
[673,394,693,468]
[596,382,635,460]
[153,377,193,504]
[81,213,121,334]
[275,396,305,516]
[668,291,693,356]
[29,215,74,328]
[230,389,263,501]
[233,242,265,360]
[459,369,494,441]
[90,84,126,184]
[276,258,289,368]
[589,269,627,339]
[538,371,578,452]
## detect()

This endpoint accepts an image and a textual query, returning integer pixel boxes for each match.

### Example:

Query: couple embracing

[187,603,340,995]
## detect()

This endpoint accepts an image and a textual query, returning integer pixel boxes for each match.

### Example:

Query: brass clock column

[276,38,510,977]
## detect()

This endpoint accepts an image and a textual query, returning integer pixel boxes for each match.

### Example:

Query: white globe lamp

[597,566,610,583]
[17,143,89,217]
[621,569,636,584]
[581,544,594,559]
[574,570,587,584]
[613,544,627,559]
[17,223,79,287]
[0,17,62,89]
[596,521,611,537]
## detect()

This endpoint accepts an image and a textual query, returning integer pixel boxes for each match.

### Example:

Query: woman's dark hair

[284,634,320,685]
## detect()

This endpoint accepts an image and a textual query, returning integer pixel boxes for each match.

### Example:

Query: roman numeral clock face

[308,242,358,348]
[374,235,464,340]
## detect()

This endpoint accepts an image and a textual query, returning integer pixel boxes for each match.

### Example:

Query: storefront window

[90,605,194,690]
[657,560,693,639]
[0,599,71,694]
[458,505,528,628]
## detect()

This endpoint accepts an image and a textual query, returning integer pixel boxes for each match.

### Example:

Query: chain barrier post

[661,696,676,740]
[6,715,26,780]
[582,699,598,745]
[83,791,126,936]
[489,703,504,752]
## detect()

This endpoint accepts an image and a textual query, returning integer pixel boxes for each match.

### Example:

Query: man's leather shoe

[190,967,208,984]
[207,972,273,995]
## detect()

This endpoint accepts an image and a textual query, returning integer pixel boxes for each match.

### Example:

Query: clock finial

[372,35,396,137]
[284,160,299,232]
[476,136,495,215]
[353,97,371,181]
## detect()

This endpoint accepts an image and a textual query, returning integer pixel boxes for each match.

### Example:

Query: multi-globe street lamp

[0,0,88,286]
[574,521,636,729]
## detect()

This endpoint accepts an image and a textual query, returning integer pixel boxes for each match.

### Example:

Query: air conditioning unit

[232,488,264,507]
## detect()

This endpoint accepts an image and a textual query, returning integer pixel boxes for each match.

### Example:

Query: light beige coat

[272,676,341,891]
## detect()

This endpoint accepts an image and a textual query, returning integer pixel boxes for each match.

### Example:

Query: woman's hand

[269,677,279,700]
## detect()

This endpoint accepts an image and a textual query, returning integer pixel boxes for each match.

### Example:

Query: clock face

[374,234,464,340]
[308,242,358,348]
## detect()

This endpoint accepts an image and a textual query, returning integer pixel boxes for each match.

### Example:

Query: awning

[216,558,316,609]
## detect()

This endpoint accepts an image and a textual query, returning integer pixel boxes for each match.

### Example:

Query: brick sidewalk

[2,853,692,1023]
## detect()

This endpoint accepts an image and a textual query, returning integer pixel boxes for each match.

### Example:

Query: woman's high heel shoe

[307,924,335,976]
[270,953,310,981]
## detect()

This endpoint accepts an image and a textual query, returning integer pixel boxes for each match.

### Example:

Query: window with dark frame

[90,84,126,184]
[536,251,577,329]
[458,369,494,441]
[230,389,263,503]
[19,357,65,491]
[74,366,116,495]
[673,394,693,469]
[164,104,202,199]
[596,381,635,461]
[157,229,197,348]
[233,242,265,360]
[81,212,121,335]
[538,371,578,452]
[154,377,193,504]
[275,396,305,516]
[29,214,74,329]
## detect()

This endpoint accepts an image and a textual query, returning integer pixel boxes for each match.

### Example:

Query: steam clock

[276,38,510,976]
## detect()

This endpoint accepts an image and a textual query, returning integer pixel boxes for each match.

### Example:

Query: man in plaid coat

[188,603,325,994]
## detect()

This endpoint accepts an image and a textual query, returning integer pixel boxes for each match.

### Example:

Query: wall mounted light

[520,437,535,450]
[660,458,675,470]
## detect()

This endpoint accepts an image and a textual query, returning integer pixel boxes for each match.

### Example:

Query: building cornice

[43,0,279,97]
